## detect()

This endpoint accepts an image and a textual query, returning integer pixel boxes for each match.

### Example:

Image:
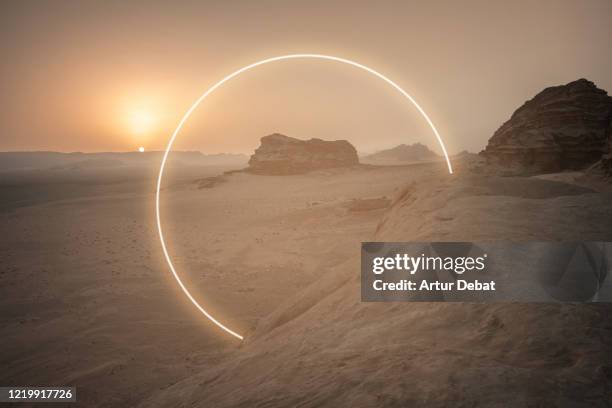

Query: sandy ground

[2,159,612,407]
[0,161,434,406]
[0,164,240,406]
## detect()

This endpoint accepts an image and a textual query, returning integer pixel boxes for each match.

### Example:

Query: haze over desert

[2,1,612,406]
[2,79,612,403]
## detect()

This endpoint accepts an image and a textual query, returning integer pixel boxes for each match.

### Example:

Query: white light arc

[156,54,454,341]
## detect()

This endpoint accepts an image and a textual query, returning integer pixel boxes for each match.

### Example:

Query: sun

[138,146,145,153]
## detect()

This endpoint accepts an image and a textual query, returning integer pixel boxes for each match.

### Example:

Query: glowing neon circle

[156,54,454,341]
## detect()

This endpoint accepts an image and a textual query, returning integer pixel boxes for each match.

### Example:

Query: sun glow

[129,109,156,136]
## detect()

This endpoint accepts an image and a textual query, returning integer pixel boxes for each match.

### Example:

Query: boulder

[247,133,359,175]
[482,79,612,173]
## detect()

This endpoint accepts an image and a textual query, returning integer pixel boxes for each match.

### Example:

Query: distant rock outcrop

[482,79,612,173]
[362,143,438,165]
[247,133,359,175]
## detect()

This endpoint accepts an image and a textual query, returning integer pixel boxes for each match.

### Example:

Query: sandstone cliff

[247,133,359,175]
[482,79,612,173]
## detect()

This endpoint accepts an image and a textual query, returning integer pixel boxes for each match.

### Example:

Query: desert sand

[2,153,611,407]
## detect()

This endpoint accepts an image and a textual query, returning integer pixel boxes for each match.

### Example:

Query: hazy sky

[1,0,611,155]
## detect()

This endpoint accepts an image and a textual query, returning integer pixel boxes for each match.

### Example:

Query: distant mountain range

[0,151,249,171]
[361,143,439,165]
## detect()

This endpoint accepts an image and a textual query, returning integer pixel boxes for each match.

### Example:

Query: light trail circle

[156,54,454,341]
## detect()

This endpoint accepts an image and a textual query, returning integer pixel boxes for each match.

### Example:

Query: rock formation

[482,79,612,173]
[247,133,359,175]
[605,121,612,175]
[362,143,438,165]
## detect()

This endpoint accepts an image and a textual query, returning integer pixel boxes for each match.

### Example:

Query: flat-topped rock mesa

[362,142,438,165]
[247,133,359,175]
[482,78,612,173]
